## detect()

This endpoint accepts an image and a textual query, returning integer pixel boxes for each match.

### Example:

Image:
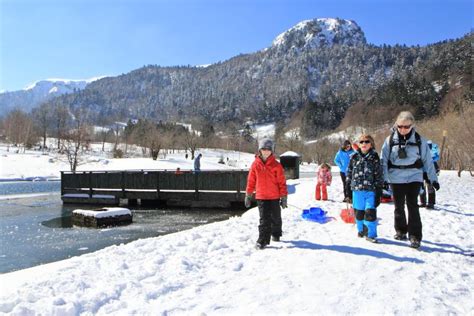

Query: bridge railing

[61,169,249,196]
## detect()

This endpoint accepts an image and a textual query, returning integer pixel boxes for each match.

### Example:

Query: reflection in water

[42,216,73,228]
[0,193,246,273]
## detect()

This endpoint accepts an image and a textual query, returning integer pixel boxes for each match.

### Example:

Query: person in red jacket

[245,138,288,250]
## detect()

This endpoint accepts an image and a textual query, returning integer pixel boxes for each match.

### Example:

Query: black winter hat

[258,138,274,151]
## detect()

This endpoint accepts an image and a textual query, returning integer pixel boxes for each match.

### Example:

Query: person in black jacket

[346,134,384,243]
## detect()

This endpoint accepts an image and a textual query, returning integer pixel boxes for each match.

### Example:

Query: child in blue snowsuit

[346,134,383,242]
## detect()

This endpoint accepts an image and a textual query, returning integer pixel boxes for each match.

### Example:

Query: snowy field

[0,167,472,314]
[0,142,318,182]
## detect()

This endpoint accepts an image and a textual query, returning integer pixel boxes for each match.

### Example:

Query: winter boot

[365,236,378,243]
[357,225,368,238]
[271,236,280,242]
[255,242,266,250]
[409,237,421,249]
[394,233,408,241]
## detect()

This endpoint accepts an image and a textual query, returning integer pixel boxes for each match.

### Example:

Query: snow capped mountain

[23,78,97,93]
[0,77,105,115]
[271,18,366,51]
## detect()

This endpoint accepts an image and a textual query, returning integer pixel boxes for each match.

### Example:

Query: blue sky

[0,0,472,92]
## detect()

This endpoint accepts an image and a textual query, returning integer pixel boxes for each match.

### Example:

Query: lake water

[0,182,245,274]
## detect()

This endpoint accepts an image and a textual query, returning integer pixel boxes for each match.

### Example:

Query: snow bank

[0,171,472,314]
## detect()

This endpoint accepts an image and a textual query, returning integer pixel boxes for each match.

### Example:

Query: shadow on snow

[281,240,424,263]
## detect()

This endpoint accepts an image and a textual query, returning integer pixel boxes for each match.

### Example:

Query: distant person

[175,167,183,175]
[381,111,439,249]
[194,153,202,172]
[346,134,383,243]
[419,140,440,209]
[334,140,355,202]
[245,138,288,250]
[315,163,332,201]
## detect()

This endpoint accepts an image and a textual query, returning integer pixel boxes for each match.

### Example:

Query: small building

[279,151,301,179]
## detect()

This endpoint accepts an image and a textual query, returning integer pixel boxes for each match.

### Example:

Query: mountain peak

[271,18,366,50]
[23,77,106,91]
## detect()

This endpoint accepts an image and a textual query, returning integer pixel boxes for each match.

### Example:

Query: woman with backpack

[381,111,439,249]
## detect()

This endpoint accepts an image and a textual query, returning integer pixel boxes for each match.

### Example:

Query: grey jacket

[381,128,438,184]
[194,155,201,171]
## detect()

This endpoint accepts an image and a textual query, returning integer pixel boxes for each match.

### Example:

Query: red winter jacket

[246,154,288,200]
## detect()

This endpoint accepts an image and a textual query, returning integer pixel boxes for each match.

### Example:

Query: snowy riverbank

[0,171,472,315]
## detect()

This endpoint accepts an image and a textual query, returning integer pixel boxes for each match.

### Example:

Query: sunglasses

[397,125,412,129]
[359,140,371,144]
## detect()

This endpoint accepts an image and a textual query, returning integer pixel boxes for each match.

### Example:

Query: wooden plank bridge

[61,169,248,208]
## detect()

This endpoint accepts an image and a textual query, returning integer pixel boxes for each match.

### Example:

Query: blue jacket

[334,148,355,175]
[381,128,438,184]
[429,143,440,162]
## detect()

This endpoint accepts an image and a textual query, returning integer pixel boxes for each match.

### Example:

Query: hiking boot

[365,236,378,243]
[394,233,408,241]
[426,204,435,210]
[419,203,426,208]
[409,237,421,249]
[255,242,266,250]
[271,236,280,242]
[357,226,368,238]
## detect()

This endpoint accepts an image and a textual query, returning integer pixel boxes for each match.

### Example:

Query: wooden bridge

[61,169,248,208]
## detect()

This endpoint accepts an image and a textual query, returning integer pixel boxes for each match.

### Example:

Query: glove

[244,194,252,208]
[433,182,440,191]
[375,188,382,207]
[280,196,288,209]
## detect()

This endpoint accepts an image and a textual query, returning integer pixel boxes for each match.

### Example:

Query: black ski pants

[340,172,352,199]
[392,182,423,241]
[257,199,282,245]
[420,180,436,206]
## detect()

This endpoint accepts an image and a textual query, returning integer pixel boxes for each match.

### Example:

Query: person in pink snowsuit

[316,163,332,200]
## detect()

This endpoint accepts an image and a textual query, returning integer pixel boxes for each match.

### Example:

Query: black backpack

[387,131,424,169]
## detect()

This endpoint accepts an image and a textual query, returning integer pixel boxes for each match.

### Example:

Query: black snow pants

[340,172,352,200]
[392,182,423,241]
[257,199,282,245]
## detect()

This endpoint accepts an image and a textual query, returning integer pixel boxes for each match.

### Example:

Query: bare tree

[50,102,69,150]
[32,103,52,150]
[3,109,37,152]
[183,130,200,159]
[61,108,90,172]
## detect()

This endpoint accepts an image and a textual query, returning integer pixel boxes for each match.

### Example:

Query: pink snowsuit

[316,167,332,200]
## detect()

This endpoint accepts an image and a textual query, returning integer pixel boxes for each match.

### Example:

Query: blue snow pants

[352,190,377,238]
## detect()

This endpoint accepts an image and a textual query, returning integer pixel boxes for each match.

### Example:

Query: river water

[0,182,245,274]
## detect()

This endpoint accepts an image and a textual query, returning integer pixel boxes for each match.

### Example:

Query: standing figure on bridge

[245,138,288,250]
[194,153,202,172]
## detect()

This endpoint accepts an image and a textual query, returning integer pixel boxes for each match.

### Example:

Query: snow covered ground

[0,169,472,315]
